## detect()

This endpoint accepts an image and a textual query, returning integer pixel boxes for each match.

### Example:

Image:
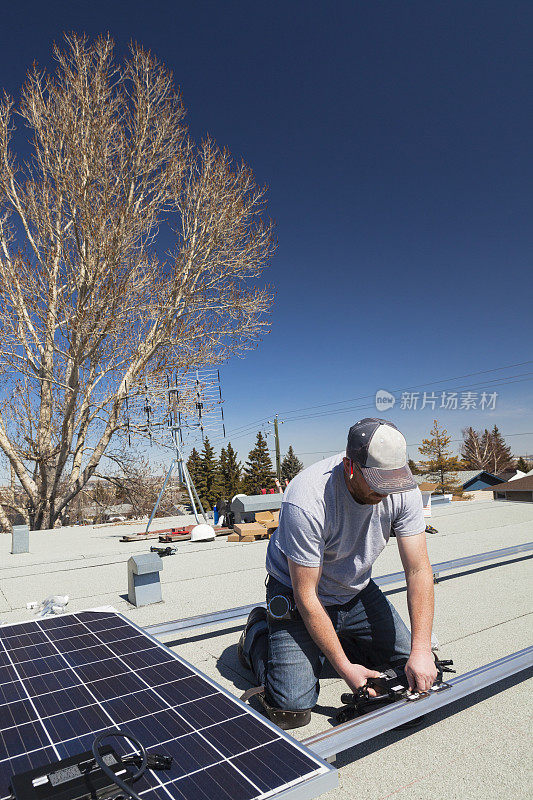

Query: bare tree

[461,426,514,474]
[0,34,274,531]
[461,427,493,470]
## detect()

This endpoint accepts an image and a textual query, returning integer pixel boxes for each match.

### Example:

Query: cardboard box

[227,532,255,542]
[255,511,274,524]
[255,510,281,526]
[233,523,267,537]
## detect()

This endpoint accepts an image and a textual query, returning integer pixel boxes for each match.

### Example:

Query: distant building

[461,471,504,501]
[485,475,533,503]
[496,469,526,483]
[81,503,134,522]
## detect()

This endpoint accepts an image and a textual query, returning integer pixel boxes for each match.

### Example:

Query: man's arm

[288,558,380,694]
[396,532,438,692]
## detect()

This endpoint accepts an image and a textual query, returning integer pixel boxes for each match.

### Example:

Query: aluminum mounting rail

[145,541,532,638]
[302,646,533,760]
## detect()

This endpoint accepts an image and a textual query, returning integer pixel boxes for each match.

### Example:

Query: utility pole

[267,415,284,483]
[273,415,282,483]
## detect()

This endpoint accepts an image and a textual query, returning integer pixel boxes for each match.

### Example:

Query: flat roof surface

[1,499,531,799]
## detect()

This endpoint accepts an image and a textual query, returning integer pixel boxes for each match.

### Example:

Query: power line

[209,361,533,448]
[278,373,533,425]
[278,360,533,418]
[281,430,533,458]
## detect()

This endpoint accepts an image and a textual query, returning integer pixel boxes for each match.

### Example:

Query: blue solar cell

[41,705,113,743]
[75,611,116,623]
[31,685,95,718]
[1,631,48,650]
[120,708,194,747]
[85,623,138,642]
[15,655,67,680]
[44,623,92,641]
[80,615,130,632]
[7,643,58,664]
[103,635,153,656]
[61,644,118,669]
[0,666,18,685]
[54,733,103,761]
[200,714,278,758]
[51,634,102,653]
[0,680,26,705]
[74,658,129,683]
[172,692,246,730]
[21,668,82,696]
[0,745,57,800]
[102,691,170,724]
[0,622,40,638]
[149,676,216,706]
[165,762,257,800]
[36,614,81,630]
[85,672,147,702]
[140,731,221,781]
[120,647,181,671]
[135,660,195,686]
[231,739,320,793]
[0,653,11,669]
[0,699,37,731]
[0,720,52,761]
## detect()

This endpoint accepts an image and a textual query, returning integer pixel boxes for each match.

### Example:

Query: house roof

[418,482,439,491]
[484,475,533,491]
[414,470,480,486]
[462,471,503,489]
[496,469,524,482]
[0,501,531,798]
[82,503,134,516]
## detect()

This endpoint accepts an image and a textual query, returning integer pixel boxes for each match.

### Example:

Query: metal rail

[145,541,533,637]
[302,646,533,760]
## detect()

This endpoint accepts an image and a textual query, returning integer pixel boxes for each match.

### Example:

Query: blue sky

[2,1,532,469]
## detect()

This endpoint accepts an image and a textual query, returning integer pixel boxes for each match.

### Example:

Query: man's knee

[265,676,319,711]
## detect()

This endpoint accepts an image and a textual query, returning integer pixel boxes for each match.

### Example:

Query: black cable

[91,729,147,800]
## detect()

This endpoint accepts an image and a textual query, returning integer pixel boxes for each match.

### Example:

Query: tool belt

[240,686,311,730]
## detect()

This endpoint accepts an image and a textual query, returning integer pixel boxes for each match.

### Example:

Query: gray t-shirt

[266,453,425,605]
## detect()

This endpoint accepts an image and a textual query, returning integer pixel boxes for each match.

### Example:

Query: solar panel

[0,610,336,800]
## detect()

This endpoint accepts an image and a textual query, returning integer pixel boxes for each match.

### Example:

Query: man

[238,418,437,728]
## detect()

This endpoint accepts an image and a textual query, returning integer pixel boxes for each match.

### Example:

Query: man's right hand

[342,663,382,697]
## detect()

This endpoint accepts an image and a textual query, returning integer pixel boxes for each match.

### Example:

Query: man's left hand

[405,650,438,692]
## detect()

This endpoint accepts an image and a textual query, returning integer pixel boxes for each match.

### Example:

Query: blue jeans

[247,576,411,710]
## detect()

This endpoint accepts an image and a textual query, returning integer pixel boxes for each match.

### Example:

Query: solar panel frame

[0,609,337,800]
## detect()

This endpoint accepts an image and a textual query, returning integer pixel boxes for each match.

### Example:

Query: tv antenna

[124,369,225,530]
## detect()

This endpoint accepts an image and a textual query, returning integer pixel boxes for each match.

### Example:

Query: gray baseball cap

[346,418,416,494]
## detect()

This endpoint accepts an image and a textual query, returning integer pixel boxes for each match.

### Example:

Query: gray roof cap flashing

[128,553,163,574]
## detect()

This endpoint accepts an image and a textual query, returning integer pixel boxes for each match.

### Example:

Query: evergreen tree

[194,437,221,510]
[487,426,514,474]
[419,420,463,494]
[242,431,276,494]
[218,442,242,498]
[281,446,304,483]
[515,456,532,473]
[407,458,419,475]
[186,448,202,490]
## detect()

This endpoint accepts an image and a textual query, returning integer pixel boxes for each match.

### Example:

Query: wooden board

[121,526,231,543]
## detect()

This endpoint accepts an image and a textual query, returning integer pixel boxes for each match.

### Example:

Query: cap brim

[359,463,417,494]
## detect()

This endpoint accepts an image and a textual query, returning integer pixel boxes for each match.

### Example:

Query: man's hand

[405,650,437,692]
[342,663,382,697]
